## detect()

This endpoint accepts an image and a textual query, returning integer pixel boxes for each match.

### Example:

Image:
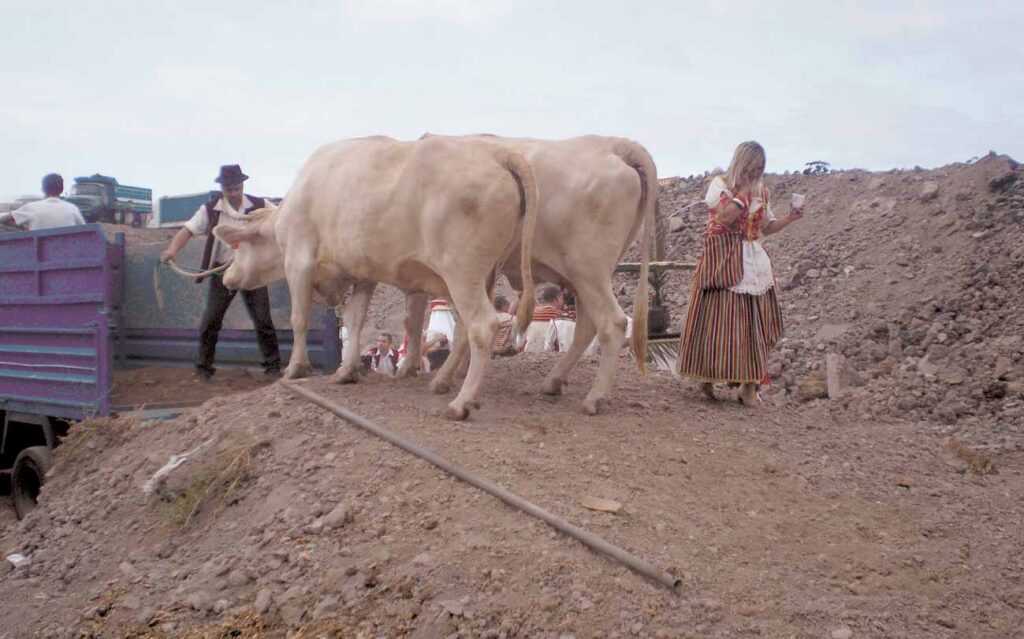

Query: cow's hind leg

[577,283,628,415]
[331,280,375,383]
[283,250,317,379]
[442,282,497,421]
[540,298,597,396]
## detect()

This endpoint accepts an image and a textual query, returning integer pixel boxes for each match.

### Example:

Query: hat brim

[215,173,249,185]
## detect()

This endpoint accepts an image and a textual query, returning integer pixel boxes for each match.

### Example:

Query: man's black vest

[196,193,265,283]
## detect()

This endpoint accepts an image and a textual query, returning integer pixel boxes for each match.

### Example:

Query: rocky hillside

[647,152,1023,444]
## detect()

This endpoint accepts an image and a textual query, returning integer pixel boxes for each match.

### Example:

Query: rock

[825,354,844,399]
[816,324,853,341]
[831,628,854,639]
[669,216,685,233]
[940,366,967,385]
[322,503,351,530]
[995,356,1012,380]
[917,356,940,378]
[413,552,433,566]
[254,589,273,614]
[186,590,213,612]
[280,603,305,627]
[796,378,828,402]
[920,181,940,202]
[989,170,1018,192]
[983,382,1008,400]
[118,561,137,577]
[227,569,250,588]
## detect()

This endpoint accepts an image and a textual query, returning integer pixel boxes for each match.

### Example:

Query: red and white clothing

[521,304,562,352]
[426,299,456,345]
[368,346,398,376]
[493,311,517,356]
[704,177,776,296]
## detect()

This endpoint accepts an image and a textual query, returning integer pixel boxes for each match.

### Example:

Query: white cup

[791,193,806,209]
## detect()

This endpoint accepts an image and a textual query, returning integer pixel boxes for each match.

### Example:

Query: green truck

[64,174,153,224]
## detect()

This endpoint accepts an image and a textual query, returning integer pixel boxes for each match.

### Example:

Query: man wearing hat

[160,165,281,381]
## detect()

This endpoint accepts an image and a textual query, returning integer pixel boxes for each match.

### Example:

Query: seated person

[492,295,518,356]
[521,284,563,352]
[366,332,399,376]
[396,331,450,373]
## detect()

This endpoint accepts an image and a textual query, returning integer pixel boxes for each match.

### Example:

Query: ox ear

[213,224,258,247]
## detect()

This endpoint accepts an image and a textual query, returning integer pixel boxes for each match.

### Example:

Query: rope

[163,258,233,279]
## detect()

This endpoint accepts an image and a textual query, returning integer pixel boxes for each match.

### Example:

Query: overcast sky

[2,0,1021,201]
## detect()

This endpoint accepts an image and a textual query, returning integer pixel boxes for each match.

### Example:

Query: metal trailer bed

[0,224,340,517]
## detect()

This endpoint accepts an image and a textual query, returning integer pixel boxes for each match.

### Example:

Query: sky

[2,0,1022,202]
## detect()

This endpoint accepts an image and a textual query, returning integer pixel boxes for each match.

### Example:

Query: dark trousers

[197,275,281,374]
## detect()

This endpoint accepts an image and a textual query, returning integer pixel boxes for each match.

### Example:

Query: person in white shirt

[0,174,85,231]
[159,164,281,381]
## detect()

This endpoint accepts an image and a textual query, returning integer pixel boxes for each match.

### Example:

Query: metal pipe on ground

[280,380,682,592]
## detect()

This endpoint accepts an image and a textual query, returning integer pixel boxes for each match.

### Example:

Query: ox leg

[283,253,317,380]
[540,299,597,397]
[442,284,497,421]
[429,320,469,395]
[331,280,376,384]
[578,285,628,415]
[397,292,428,379]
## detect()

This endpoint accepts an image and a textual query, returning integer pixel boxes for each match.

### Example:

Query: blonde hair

[722,141,766,193]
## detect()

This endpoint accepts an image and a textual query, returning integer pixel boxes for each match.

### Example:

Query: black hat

[215,164,249,186]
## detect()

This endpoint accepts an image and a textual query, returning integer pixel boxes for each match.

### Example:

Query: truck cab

[64,175,152,225]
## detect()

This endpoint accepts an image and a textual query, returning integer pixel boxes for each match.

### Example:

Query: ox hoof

[540,378,565,396]
[395,365,419,380]
[284,363,314,380]
[330,368,360,385]
[580,396,606,416]
[442,403,470,421]
[430,378,452,395]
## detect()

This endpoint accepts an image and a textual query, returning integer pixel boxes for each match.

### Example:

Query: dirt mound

[629,152,1024,446]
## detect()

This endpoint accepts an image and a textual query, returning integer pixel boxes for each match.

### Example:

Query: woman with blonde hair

[676,141,804,405]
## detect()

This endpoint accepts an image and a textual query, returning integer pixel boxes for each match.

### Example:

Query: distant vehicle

[63,174,153,224]
[10,195,41,210]
[156,193,283,228]
[155,191,220,228]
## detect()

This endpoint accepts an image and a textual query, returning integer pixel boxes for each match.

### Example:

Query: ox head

[213,208,285,291]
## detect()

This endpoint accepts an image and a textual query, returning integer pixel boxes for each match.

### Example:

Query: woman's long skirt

[676,283,783,384]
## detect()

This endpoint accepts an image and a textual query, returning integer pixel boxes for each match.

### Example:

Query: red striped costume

[676,179,784,384]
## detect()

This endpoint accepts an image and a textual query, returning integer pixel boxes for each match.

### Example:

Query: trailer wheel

[12,446,53,520]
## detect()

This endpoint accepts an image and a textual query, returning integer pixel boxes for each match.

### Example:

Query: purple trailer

[0,224,340,518]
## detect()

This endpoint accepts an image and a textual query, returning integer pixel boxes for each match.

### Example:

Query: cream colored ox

[408,134,657,415]
[214,135,538,420]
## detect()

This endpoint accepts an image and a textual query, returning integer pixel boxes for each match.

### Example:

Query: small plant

[803,160,831,175]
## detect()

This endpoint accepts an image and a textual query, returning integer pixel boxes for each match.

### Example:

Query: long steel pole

[281,380,681,591]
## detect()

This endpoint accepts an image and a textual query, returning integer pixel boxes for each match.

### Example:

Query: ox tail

[504,151,539,333]
[615,140,659,375]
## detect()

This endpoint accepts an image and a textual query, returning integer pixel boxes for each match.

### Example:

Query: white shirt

[11,197,86,231]
[183,195,266,262]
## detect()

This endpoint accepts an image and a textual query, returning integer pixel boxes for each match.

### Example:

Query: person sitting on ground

[545,288,581,352]
[521,284,563,352]
[492,295,518,356]
[0,173,85,231]
[367,332,399,376]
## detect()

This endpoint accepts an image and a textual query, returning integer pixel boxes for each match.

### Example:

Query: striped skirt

[676,283,783,384]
